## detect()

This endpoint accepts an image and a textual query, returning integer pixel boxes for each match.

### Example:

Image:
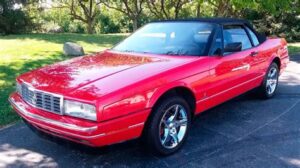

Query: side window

[246,27,260,46]
[210,29,223,55]
[223,25,252,51]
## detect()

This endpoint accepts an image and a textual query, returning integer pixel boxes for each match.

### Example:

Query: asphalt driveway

[1,55,300,168]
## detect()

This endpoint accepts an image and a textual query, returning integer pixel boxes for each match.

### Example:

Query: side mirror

[213,48,222,56]
[224,42,242,53]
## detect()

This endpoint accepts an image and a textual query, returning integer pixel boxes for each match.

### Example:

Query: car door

[244,26,266,77]
[204,24,259,108]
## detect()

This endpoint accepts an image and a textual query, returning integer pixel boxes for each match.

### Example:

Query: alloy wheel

[159,104,188,149]
[266,67,278,95]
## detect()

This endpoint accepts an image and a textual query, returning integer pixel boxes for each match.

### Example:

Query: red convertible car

[9,18,289,155]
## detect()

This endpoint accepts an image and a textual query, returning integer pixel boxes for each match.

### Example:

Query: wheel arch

[148,85,196,116]
[272,57,281,69]
[142,85,196,140]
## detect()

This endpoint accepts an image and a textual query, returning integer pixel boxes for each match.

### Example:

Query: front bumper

[9,92,150,147]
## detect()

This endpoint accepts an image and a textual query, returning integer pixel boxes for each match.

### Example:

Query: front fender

[146,81,195,108]
[101,81,195,122]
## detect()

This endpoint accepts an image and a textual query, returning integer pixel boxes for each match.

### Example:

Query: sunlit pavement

[1,55,300,168]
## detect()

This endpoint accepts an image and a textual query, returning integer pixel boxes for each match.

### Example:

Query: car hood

[18,50,198,100]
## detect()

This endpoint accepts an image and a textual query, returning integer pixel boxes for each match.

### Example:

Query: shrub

[94,15,120,34]
[68,21,85,33]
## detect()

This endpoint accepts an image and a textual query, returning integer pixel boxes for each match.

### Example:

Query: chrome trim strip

[197,74,264,103]
[128,122,144,128]
[26,118,106,139]
[9,97,97,132]
[232,64,250,72]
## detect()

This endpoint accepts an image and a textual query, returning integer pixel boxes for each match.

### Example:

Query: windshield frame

[111,21,219,57]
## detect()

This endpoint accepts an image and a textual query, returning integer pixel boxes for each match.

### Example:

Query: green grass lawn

[288,43,300,55]
[0,33,126,127]
[0,34,299,127]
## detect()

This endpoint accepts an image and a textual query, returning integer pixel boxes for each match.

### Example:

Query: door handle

[250,51,258,57]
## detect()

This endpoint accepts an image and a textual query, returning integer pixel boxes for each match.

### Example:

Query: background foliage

[0,0,299,41]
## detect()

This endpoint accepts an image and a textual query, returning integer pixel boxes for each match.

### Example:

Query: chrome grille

[20,83,63,114]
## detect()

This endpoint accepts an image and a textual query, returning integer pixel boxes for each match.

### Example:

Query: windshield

[112,22,216,56]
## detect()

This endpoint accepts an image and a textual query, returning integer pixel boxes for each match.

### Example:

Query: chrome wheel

[266,67,278,95]
[159,104,188,149]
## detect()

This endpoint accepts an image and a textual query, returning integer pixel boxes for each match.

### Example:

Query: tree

[0,0,36,34]
[146,0,191,19]
[204,0,293,17]
[101,0,145,31]
[56,0,101,34]
[195,0,202,17]
[248,0,300,41]
[202,0,299,41]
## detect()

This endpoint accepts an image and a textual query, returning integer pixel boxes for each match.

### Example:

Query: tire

[257,62,279,99]
[143,96,191,155]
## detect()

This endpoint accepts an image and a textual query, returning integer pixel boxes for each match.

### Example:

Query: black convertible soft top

[152,18,267,43]
[154,18,248,24]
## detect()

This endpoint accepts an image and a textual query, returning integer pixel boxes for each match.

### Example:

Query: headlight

[64,100,97,121]
[16,82,22,95]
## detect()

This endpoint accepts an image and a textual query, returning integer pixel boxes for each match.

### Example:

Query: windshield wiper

[164,50,188,56]
[121,50,136,53]
[164,51,178,55]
